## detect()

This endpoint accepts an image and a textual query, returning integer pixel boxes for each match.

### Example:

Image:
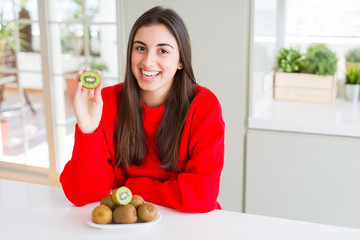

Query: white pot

[345,84,360,102]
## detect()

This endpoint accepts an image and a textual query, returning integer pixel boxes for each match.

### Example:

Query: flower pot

[65,77,76,101]
[344,84,360,102]
[346,61,360,73]
[273,72,337,103]
[1,119,8,148]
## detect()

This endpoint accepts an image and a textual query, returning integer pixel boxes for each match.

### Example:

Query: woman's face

[131,24,182,107]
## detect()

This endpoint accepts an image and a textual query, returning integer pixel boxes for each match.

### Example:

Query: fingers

[94,81,104,103]
[76,67,91,80]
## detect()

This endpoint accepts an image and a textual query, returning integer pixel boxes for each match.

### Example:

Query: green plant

[345,48,360,63]
[276,47,303,73]
[345,66,360,85]
[302,43,338,76]
[0,11,30,54]
[90,59,108,72]
[0,12,15,50]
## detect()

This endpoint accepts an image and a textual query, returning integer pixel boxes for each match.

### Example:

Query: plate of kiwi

[86,187,161,229]
[86,211,161,229]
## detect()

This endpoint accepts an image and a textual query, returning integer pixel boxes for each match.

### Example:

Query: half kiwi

[111,186,132,205]
[79,71,101,89]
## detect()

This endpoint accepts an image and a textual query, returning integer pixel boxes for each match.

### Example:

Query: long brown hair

[114,6,196,172]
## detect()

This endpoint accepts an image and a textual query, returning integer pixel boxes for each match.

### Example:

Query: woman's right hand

[73,69,104,134]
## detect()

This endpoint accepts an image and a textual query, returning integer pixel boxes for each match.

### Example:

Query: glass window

[251,0,360,109]
[0,0,120,183]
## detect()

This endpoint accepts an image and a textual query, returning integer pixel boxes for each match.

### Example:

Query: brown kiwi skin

[92,205,113,224]
[137,203,158,222]
[129,195,144,209]
[100,195,118,211]
[113,204,137,224]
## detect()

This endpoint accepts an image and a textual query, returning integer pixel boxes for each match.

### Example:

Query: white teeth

[142,69,159,77]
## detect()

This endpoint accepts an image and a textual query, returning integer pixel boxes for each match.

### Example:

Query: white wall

[120,0,251,212]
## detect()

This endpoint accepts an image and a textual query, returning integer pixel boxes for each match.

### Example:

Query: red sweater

[60,83,225,213]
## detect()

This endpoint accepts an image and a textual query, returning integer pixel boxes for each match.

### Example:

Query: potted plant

[274,43,338,104]
[345,48,360,73]
[276,47,303,73]
[344,66,360,102]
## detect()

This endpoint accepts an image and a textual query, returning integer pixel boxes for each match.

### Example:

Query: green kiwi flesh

[111,186,133,205]
[79,71,100,89]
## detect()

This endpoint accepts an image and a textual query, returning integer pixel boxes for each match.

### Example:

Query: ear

[177,62,183,70]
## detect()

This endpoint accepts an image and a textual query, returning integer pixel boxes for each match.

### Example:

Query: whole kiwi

[92,205,113,224]
[113,204,137,224]
[100,195,118,211]
[137,203,158,222]
[129,195,144,209]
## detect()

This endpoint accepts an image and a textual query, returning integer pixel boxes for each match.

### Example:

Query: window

[0,0,123,184]
[249,0,360,137]
[251,0,360,107]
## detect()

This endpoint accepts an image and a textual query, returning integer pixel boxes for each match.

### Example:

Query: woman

[60,6,225,213]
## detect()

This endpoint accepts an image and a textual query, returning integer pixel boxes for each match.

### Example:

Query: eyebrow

[133,40,174,49]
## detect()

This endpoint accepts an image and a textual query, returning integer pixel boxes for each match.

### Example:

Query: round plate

[86,213,161,229]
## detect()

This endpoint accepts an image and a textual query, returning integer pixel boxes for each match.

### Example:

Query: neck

[141,91,167,108]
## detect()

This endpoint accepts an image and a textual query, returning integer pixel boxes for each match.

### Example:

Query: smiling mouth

[141,69,160,79]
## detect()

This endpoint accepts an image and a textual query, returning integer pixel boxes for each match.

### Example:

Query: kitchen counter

[1,179,360,239]
[249,98,360,137]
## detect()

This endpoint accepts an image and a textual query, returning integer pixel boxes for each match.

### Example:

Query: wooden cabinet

[245,129,360,229]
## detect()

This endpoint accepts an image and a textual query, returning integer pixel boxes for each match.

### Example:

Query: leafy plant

[0,12,15,50]
[346,66,360,85]
[276,47,303,73]
[0,11,30,53]
[345,48,360,63]
[301,43,338,76]
[90,59,108,72]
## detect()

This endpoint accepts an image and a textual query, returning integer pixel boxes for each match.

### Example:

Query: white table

[1,179,360,240]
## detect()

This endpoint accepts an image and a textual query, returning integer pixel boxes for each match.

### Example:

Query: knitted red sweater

[60,83,225,213]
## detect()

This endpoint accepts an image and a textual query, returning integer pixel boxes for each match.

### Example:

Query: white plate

[86,213,161,229]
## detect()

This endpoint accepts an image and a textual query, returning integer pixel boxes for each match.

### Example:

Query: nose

[142,50,156,68]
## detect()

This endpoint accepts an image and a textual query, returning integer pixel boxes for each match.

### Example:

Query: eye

[135,46,146,51]
[159,49,168,54]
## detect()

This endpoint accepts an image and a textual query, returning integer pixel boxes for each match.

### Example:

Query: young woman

[60,6,225,213]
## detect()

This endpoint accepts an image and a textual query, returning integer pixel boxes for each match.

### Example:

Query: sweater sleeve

[125,91,225,213]
[59,123,115,206]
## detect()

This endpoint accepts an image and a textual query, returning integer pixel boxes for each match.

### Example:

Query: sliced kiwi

[79,71,100,89]
[92,205,113,224]
[137,203,158,222]
[100,195,117,211]
[129,195,144,209]
[111,186,132,205]
[113,205,137,224]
